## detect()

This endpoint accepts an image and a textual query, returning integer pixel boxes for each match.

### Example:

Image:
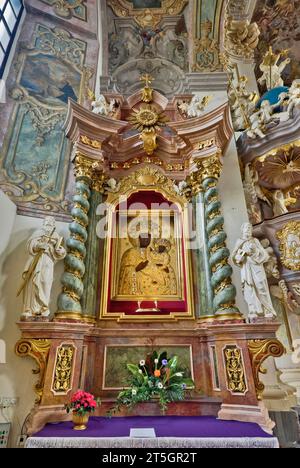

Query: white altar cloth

[26,436,279,449]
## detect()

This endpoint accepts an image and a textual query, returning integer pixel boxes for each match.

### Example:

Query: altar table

[25,416,279,448]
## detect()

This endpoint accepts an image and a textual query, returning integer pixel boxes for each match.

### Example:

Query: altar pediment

[64,88,233,179]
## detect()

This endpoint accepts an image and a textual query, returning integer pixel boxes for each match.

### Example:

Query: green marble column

[199,155,243,320]
[56,155,95,322]
[191,192,214,318]
[81,188,103,321]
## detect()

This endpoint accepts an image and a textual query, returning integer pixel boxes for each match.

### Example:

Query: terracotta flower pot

[72,412,90,431]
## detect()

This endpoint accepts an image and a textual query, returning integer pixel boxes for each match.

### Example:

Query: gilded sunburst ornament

[255,143,300,189]
[128,104,168,132]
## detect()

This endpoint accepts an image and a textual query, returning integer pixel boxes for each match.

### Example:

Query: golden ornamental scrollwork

[223,345,247,394]
[277,221,300,271]
[52,344,75,394]
[107,0,187,29]
[80,135,101,149]
[106,166,186,206]
[15,339,51,403]
[248,339,285,400]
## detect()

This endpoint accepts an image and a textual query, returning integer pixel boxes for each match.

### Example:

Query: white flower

[175,372,183,377]
[139,360,145,366]
[154,359,159,364]
[157,382,163,389]
[132,389,137,396]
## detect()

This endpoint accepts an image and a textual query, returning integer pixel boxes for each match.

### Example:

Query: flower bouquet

[109,351,195,415]
[65,390,100,430]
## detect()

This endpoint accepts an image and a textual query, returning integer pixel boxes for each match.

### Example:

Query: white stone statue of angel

[287,79,300,116]
[270,280,298,313]
[271,190,289,217]
[260,239,280,280]
[92,94,110,115]
[232,222,277,320]
[187,94,213,118]
[258,47,290,90]
[173,180,191,197]
[246,110,266,139]
[18,217,66,318]
[105,178,121,193]
[244,163,270,206]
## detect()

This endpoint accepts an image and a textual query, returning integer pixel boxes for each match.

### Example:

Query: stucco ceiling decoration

[255,142,300,190]
[107,0,188,28]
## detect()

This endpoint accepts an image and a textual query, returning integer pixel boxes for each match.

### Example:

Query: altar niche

[100,190,194,321]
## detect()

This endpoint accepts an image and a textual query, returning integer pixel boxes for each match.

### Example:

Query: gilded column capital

[15,339,51,403]
[196,153,222,182]
[248,339,285,400]
[73,154,95,182]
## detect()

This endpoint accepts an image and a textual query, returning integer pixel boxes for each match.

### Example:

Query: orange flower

[154,370,161,377]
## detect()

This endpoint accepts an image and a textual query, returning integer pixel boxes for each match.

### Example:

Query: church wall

[0,0,99,221]
[0,212,69,447]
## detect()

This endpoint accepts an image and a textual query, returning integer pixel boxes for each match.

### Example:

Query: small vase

[72,412,89,431]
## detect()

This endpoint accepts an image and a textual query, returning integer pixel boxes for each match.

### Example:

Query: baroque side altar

[15,81,284,435]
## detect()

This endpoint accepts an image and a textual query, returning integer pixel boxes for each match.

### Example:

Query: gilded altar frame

[99,169,194,322]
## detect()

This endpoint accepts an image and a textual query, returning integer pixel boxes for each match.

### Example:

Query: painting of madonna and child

[111,213,184,302]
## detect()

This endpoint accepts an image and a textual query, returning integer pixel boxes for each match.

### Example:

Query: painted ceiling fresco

[129,0,162,7]
[253,0,300,89]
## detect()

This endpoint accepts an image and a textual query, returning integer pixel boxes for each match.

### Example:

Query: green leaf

[168,355,178,370]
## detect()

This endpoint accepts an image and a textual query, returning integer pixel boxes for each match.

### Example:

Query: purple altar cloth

[34,416,272,439]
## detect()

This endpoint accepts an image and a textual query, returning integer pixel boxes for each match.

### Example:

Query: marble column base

[218,402,275,434]
[269,410,300,448]
[263,384,297,411]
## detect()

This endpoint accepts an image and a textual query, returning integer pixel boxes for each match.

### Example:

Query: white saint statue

[18,217,66,318]
[232,222,277,320]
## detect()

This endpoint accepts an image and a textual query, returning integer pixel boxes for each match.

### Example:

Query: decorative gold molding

[15,339,51,403]
[107,0,187,29]
[255,140,300,165]
[223,345,247,394]
[277,221,300,271]
[52,344,75,394]
[110,156,184,172]
[80,135,101,149]
[248,339,285,400]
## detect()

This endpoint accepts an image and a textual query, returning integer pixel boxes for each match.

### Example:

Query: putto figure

[18,217,66,318]
[258,46,290,90]
[232,222,277,321]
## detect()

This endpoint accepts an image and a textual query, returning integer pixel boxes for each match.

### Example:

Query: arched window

[0,0,24,78]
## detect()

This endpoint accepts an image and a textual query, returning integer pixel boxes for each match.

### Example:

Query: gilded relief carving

[223,345,247,394]
[277,221,300,271]
[52,344,75,394]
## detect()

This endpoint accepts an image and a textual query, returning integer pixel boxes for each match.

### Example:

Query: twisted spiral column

[56,154,94,321]
[200,154,242,320]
